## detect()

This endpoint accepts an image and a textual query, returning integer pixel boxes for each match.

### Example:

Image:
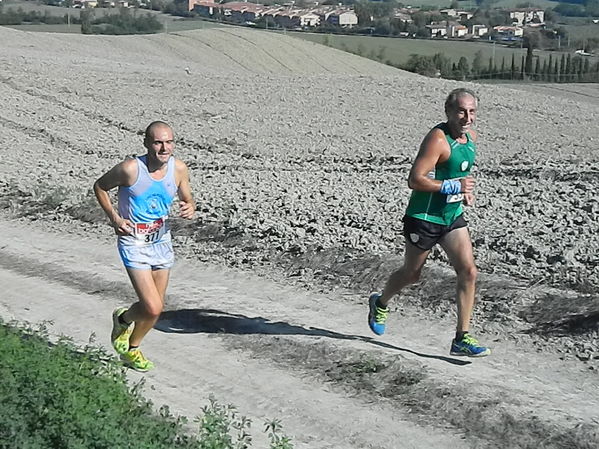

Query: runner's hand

[179,201,195,220]
[112,217,133,236]
[460,176,475,194]
[463,193,475,206]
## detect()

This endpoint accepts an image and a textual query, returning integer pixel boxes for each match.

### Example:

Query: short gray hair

[444,88,478,114]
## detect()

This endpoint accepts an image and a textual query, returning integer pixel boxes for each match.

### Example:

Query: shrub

[0,320,293,449]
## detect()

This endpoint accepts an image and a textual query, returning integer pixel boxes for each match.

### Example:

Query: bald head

[144,121,173,144]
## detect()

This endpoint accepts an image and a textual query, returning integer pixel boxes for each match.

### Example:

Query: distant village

[67,0,552,42]
[186,1,545,41]
[191,0,359,30]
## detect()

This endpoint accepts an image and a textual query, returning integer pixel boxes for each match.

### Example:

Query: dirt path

[1,217,598,448]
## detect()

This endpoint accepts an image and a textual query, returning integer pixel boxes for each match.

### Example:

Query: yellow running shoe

[121,348,154,372]
[111,308,133,355]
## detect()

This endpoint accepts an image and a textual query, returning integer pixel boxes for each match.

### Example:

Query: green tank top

[405,123,476,225]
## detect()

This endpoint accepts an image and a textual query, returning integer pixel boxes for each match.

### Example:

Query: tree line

[401,49,599,82]
[553,0,599,17]
[345,44,599,82]
[0,5,76,25]
[0,4,163,34]
[80,8,163,34]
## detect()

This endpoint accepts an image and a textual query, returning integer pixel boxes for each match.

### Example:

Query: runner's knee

[457,264,477,284]
[402,267,422,284]
[141,300,163,319]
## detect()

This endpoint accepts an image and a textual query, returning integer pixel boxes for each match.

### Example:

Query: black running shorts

[402,215,467,251]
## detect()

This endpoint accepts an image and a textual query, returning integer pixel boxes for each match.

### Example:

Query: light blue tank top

[117,155,177,246]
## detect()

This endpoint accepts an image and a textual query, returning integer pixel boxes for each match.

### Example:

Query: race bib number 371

[134,217,166,244]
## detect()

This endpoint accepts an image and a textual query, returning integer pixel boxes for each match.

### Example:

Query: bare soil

[0,26,598,448]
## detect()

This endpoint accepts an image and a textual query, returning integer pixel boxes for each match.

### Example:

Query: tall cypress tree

[472,50,483,76]
[510,54,516,80]
[559,54,566,82]
[525,43,534,78]
[583,59,591,80]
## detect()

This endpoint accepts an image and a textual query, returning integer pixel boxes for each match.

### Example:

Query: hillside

[1,24,598,448]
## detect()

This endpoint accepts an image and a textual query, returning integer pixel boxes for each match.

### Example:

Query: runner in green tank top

[405,122,476,225]
[367,88,490,357]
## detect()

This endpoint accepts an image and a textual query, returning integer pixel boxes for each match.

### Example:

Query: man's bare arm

[93,159,136,235]
[175,160,195,220]
[408,128,474,194]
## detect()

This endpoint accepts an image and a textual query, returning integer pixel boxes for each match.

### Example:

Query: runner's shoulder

[428,126,447,141]
[120,157,138,169]
[174,158,189,172]
[109,157,139,186]
[421,127,451,155]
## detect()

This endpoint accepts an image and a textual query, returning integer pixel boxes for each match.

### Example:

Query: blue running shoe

[450,334,490,357]
[368,292,389,336]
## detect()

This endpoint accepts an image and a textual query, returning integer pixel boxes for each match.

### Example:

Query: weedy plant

[196,397,252,449]
[265,419,294,449]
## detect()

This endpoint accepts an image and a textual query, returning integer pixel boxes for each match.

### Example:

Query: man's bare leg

[439,227,477,333]
[378,242,430,307]
[440,226,489,356]
[368,242,430,335]
[122,268,170,347]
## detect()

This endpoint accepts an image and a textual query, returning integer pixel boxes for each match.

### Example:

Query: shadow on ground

[155,308,471,366]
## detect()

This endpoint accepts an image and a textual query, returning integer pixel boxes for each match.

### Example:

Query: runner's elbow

[93,179,106,193]
[407,176,422,191]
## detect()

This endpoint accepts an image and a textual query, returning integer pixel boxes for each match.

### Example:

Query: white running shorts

[118,240,174,270]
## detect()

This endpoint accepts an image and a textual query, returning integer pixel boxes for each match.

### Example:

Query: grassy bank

[0,319,292,449]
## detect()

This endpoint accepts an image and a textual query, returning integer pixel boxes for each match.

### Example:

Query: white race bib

[446,193,464,204]
[133,217,166,244]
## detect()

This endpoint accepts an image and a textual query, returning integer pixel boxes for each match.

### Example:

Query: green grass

[5,18,224,33]
[0,319,293,449]
[2,0,113,18]
[561,23,599,42]
[291,31,583,68]
[0,0,225,33]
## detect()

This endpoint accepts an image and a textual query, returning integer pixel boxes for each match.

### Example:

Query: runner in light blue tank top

[117,154,178,247]
[94,121,195,372]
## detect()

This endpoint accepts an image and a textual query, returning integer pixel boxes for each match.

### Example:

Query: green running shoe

[121,348,154,372]
[111,308,133,355]
[450,334,490,357]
